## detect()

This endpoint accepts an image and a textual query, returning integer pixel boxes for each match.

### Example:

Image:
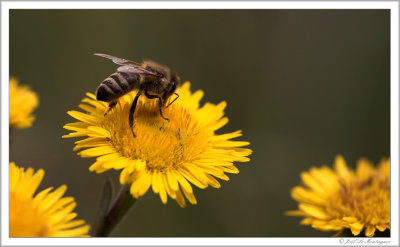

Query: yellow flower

[63,82,251,207]
[9,78,39,128]
[287,155,390,237]
[9,162,90,237]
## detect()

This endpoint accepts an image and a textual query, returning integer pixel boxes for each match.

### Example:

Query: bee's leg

[144,90,170,122]
[166,93,179,108]
[104,101,117,116]
[129,92,141,137]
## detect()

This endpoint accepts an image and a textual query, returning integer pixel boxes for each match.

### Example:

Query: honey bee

[94,53,180,137]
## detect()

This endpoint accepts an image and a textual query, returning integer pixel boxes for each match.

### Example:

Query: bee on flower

[63,81,252,207]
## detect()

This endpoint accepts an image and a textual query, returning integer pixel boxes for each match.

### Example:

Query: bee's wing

[95,53,162,77]
[117,65,161,77]
[94,53,143,66]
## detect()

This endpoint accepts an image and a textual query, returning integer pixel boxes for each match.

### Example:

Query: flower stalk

[92,183,137,237]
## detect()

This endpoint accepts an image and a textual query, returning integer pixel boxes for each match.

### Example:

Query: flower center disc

[103,97,210,172]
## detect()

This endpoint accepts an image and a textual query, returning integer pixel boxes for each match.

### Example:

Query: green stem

[9,127,13,147]
[93,184,136,237]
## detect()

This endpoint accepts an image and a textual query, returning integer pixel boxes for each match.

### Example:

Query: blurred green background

[9,10,390,237]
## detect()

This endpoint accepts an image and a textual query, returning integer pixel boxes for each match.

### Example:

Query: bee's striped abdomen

[96,72,139,102]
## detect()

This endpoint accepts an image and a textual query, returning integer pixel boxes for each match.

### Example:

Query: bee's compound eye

[170,81,177,93]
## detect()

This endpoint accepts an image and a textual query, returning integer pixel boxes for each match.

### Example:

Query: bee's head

[162,73,180,106]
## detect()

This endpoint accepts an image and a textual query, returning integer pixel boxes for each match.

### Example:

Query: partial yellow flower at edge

[9,77,39,128]
[9,162,90,237]
[287,155,390,237]
[63,82,252,207]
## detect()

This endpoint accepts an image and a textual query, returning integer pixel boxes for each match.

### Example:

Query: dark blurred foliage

[9,9,389,237]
